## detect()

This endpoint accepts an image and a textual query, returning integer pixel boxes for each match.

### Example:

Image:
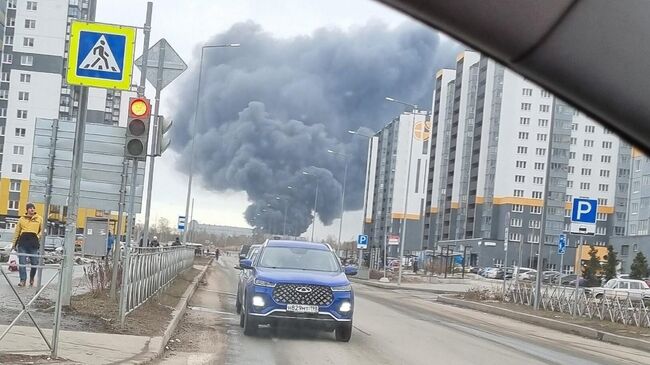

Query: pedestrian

[151,236,160,247]
[172,237,181,246]
[106,231,115,259]
[13,203,43,287]
[413,258,419,274]
[215,248,220,261]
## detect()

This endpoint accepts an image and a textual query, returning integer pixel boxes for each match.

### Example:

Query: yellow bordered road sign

[66,21,136,90]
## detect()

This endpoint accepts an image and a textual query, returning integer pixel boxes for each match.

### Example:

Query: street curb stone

[135,257,214,365]
[437,295,650,353]
[350,277,461,294]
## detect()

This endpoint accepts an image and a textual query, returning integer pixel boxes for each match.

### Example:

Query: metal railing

[506,281,650,328]
[119,246,194,324]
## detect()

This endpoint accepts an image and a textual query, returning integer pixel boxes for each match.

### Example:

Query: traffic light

[152,115,173,156]
[126,97,151,160]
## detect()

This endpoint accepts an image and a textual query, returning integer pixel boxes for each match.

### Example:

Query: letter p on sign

[571,198,598,224]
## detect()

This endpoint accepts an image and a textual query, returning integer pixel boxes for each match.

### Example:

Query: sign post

[557,234,567,285]
[570,197,597,315]
[357,234,368,269]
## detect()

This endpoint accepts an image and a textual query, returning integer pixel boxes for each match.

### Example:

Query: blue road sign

[558,234,567,255]
[357,234,368,249]
[178,216,186,231]
[571,198,598,224]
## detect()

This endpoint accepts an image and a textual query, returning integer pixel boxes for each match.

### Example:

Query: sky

[94,0,460,241]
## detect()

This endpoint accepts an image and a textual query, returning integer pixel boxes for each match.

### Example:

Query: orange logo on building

[414,121,432,141]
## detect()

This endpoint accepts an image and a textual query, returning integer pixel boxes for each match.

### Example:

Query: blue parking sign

[571,198,598,224]
[558,234,567,255]
[357,235,368,249]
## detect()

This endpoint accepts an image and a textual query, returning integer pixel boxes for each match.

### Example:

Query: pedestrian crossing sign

[66,21,136,90]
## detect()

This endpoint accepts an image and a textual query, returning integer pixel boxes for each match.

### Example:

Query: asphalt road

[155,255,650,365]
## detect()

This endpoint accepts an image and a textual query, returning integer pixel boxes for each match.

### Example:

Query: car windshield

[604,280,618,289]
[258,246,341,272]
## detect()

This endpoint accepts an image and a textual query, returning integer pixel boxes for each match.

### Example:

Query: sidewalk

[350,275,501,294]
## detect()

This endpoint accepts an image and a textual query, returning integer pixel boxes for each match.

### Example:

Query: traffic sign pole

[574,234,584,316]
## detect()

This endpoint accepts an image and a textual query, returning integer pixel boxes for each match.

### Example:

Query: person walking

[151,236,160,247]
[413,258,419,274]
[172,237,181,246]
[106,231,115,259]
[12,203,43,287]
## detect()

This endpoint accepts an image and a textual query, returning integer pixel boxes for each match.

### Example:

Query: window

[15,128,25,137]
[0,107,6,117]
[532,191,543,199]
[566,194,572,202]
[2,53,13,64]
[571,123,578,131]
[643,175,650,186]
[600,169,610,177]
[514,175,525,183]
[20,55,33,66]
[598,198,608,205]
[536,133,547,141]
[515,160,526,168]
[23,37,34,47]
[581,168,591,176]
[596,213,607,221]
[8,0,16,9]
[585,125,595,133]
[512,204,524,213]
[583,153,593,161]
[533,177,544,184]
[641,197,650,209]
[601,155,612,163]
[534,162,544,170]
[583,139,594,147]
[12,145,24,155]
[539,104,550,112]
[521,103,531,111]
[580,182,590,190]
[520,117,530,125]
[0,90,7,100]
[527,234,539,243]
[26,1,38,10]
[7,17,15,27]
[510,218,522,227]
[11,164,23,173]
[538,119,548,127]
[509,232,522,242]
[17,110,28,119]
[631,202,639,213]
[4,35,13,45]
[531,206,542,214]
[9,181,21,192]
[517,146,527,154]
[536,148,546,156]
[24,19,36,29]
[518,132,529,140]
[20,73,31,83]
[2,72,9,82]
[513,189,524,197]
[633,180,641,192]
[8,200,19,210]
[621,245,630,256]
[541,90,551,98]
[567,166,575,174]
[639,219,649,235]
[565,209,571,217]
[596,226,607,236]
[567,180,574,188]
[598,184,609,192]
[602,141,612,149]
[522,88,532,96]
[529,220,541,229]
[570,137,577,145]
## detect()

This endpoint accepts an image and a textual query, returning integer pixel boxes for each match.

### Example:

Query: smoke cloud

[169,21,461,235]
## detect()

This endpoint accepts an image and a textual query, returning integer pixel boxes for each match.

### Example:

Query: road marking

[353,325,371,336]
[188,306,238,317]
[197,288,236,296]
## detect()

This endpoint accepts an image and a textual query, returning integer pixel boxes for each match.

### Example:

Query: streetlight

[279,186,293,236]
[183,43,240,244]
[349,129,374,269]
[303,171,320,241]
[327,149,350,253]
[385,96,418,286]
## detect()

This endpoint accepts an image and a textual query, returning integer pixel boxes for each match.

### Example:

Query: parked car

[542,271,562,283]
[44,236,65,251]
[519,269,537,281]
[485,267,500,279]
[494,268,514,280]
[238,240,356,342]
[0,240,13,261]
[236,244,262,314]
[588,278,650,301]
[569,278,589,287]
[239,244,252,259]
[514,267,535,280]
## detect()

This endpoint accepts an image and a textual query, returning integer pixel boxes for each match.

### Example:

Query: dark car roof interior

[379,0,650,154]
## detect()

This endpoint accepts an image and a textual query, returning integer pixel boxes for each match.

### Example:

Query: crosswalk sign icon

[67,21,136,90]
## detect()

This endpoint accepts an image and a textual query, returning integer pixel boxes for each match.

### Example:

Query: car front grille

[272,284,333,306]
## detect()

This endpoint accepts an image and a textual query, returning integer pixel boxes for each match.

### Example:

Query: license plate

[287,304,319,313]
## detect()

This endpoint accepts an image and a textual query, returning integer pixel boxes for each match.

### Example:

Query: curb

[350,277,463,294]
[136,258,214,364]
[437,295,650,352]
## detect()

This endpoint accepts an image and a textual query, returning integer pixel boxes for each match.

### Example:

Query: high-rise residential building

[421,51,631,271]
[363,110,430,259]
[0,0,132,233]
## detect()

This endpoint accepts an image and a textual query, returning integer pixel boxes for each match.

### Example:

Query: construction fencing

[506,282,650,328]
[119,246,194,324]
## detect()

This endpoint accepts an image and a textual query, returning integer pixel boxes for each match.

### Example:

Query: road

[155,255,650,365]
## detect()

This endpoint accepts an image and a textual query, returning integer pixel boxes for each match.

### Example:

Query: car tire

[236,295,242,315]
[242,306,258,336]
[595,293,603,300]
[335,323,352,342]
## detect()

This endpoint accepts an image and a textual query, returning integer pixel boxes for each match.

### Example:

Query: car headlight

[252,295,265,307]
[254,278,276,287]
[340,301,352,312]
[331,284,352,292]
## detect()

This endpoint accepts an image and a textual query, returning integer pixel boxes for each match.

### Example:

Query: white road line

[188,305,238,317]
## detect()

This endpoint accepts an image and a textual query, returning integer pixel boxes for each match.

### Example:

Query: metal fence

[506,282,650,328]
[119,246,194,323]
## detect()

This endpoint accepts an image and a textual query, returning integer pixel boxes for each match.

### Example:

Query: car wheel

[335,323,352,342]
[595,293,603,300]
[239,307,245,328]
[242,305,258,336]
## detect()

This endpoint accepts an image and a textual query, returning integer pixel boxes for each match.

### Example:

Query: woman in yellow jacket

[12,203,43,287]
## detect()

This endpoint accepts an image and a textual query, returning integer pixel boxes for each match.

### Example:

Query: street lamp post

[349,130,374,269]
[284,186,293,236]
[183,43,240,244]
[385,96,418,286]
[303,171,320,241]
[328,149,350,253]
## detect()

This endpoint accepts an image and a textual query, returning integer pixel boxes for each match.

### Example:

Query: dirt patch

[0,354,70,364]
[466,298,650,338]
[68,265,204,337]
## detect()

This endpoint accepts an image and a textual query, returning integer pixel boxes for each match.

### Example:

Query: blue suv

[237,240,357,342]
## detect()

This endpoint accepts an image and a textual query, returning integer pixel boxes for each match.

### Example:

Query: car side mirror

[234,265,242,270]
[239,254,247,260]
[344,266,358,276]
[240,259,253,270]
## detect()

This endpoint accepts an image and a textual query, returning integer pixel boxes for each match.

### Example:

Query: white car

[518,269,537,281]
[589,279,650,301]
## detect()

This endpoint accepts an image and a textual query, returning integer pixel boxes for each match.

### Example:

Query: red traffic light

[129,97,151,118]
